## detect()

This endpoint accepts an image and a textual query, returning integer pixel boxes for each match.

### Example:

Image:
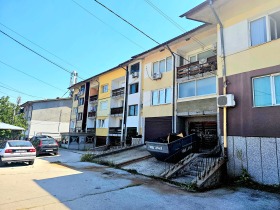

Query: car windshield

[42,139,56,145]
[8,141,32,147]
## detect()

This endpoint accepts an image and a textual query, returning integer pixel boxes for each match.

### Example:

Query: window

[152,88,172,105]
[98,119,105,128]
[250,11,280,46]
[100,101,108,110]
[166,56,172,72]
[153,57,172,74]
[79,85,85,95]
[131,62,140,74]
[130,83,139,94]
[129,105,138,116]
[178,77,216,99]
[253,74,280,107]
[74,94,78,101]
[102,84,108,93]
[78,98,84,106]
[77,113,83,121]
[189,50,215,63]
[73,107,78,115]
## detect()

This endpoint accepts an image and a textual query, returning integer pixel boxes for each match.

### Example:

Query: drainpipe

[121,65,129,147]
[166,45,176,133]
[209,0,227,157]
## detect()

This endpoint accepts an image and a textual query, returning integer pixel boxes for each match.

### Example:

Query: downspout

[121,65,129,147]
[166,45,176,133]
[209,0,227,157]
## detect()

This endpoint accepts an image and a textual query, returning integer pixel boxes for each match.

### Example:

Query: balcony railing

[111,107,123,115]
[112,87,125,97]
[88,111,96,118]
[86,128,96,134]
[109,127,122,135]
[177,56,217,79]
[89,95,98,103]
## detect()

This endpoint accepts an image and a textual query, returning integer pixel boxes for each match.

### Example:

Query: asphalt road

[0,149,279,210]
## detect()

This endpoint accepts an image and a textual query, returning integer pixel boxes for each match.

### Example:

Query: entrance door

[189,122,217,150]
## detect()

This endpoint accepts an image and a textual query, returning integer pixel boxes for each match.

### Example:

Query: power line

[0,90,18,99]
[0,22,83,74]
[0,29,84,80]
[94,0,161,45]
[0,81,44,99]
[71,0,145,50]
[0,60,65,92]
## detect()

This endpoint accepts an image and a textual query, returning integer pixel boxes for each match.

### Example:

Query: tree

[0,96,27,139]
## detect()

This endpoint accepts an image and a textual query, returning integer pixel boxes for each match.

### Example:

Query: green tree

[0,96,27,139]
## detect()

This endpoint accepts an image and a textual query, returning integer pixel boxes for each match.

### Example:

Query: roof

[69,23,211,89]
[179,1,210,18]
[21,97,72,107]
[0,122,25,131]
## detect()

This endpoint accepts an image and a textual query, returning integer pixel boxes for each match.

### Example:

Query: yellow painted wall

[96,128,108,136]
[218,39,280,77]
[98,68,126,100]
[217,0,280,77]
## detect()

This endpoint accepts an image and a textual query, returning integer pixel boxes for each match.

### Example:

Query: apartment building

[181,0,280,184]
[21,98,72,140]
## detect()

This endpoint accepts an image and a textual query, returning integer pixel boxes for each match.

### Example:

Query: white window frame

[153,57,173,74]
[98,119,105,128]
[249,9,280,46]
[151,87,172,106]
[102,84,108,93]
[178,76,217,99]
[252,73,280,107]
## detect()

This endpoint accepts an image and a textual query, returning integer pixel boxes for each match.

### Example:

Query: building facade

[22,98,72,140]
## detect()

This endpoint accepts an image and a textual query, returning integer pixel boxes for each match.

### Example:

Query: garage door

[145,116,172,140]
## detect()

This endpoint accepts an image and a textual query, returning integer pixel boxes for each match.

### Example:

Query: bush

[80,153,94,162]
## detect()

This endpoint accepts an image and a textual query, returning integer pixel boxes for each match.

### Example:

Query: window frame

[151,87,172,106]
[152,57,172,74]
[178,76,217,99]
[101,84,108,93]
[100,101,108,110]
[128,104,138,116]
[78,98,84,106]
[249,10,280,46]
[130,62,140,74]
[252,73,280,107]
[129,83,139,94]
[77,112,83,121]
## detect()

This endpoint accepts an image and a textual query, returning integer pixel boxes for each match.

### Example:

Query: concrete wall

[227,136,280,185]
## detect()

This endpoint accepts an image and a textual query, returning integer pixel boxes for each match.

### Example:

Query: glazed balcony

[110,107,123,115]
[177,56,217,79]
[112,87,124,98]
[89,95,98,103]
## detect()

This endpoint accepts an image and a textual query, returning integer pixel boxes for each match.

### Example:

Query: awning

[0,122,25,131]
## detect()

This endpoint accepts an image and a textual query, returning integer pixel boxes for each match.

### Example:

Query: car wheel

[0,158,4,167]
[54,152,58,155]
[29,160,34,165]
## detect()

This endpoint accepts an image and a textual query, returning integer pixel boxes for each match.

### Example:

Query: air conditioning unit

[217,94,236,107]
[152,73,162,80]
[132,72,139,78]
[199,58,207,64]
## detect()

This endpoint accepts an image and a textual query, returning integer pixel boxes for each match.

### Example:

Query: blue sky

[0,0,204,104]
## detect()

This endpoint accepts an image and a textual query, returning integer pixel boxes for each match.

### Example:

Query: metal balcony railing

[88,111,96,118]
[112,87,124,97]
[109,127,122,135]
[111,107,123,115]
[89,95,98,103]
[177,56,217,79]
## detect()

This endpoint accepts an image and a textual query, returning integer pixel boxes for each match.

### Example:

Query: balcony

[86,128,96,134]
[177,56,217,79]
[89,95,98,103]
[109,127,122,136]
[88,111,96,118]
[111,107,123,115]
[112,87,124,98]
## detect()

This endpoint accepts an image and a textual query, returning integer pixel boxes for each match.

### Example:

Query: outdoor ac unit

[217,94,236,107]
[132,72,139,78]
[199,58,207,64]
[152,73,162,80]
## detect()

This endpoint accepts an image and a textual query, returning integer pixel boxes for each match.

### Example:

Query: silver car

[0,140,36,166]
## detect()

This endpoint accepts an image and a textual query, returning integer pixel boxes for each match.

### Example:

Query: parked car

[0,140,36,166]
[29,135,52,141]
[31,137,59,156]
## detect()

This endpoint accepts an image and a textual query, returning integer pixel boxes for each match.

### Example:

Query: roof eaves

[179,1,210,18]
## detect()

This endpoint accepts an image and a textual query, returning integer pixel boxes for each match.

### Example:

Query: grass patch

[81,153,95,162]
